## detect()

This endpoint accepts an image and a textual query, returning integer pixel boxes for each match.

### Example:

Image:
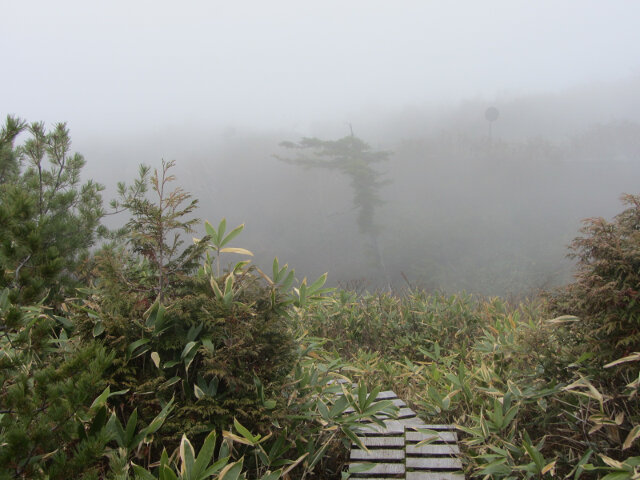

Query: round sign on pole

[485,107,499,122]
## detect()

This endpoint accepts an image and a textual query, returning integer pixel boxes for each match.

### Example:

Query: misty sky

[3,1,640,137]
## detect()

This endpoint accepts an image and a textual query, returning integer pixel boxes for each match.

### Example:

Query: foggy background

[3,1,640,295]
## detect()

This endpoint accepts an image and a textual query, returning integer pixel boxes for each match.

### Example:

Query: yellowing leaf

[541,460,556,475]
[219,247,253,256]
[600,454,625,469]
[604,352,640,368]
[150,351,160,368]
[222,431,253,446]
[623,425,640,450]
[546,315,579,324]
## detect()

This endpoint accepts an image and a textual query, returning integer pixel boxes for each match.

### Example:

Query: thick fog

[3,1,640,295]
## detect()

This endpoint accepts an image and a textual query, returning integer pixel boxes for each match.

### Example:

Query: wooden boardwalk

[348,390,464,480]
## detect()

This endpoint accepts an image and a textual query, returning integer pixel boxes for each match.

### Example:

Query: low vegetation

[1,116,639,479]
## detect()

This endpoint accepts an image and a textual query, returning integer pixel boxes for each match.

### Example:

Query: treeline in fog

[82,78,640,295]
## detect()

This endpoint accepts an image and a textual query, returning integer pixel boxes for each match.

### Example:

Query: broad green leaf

[202,338,215,353]
[572,448,593,480]
[219,458,244,480]
[600,473,634,480]
[280,270,295,290]
[203,456,231,477]
[192,431,217,478]
[357,382,366,410]
[233,260,252,273]
[88,406,108,437]
[224,275,234,296]
[145,398,175,435]
[161,376,181,388]
[234,418,257,444]
[220,223,245,247]
[329,395,349,417]
[53,314,74,329]
[125,409,139,447]
[194,384,205,399]
[522,430,545,471]
[216,218,227,245]
[107,412,126,447]
[179,434,196,477]
[342,426,368,452]
[364,385,381,410]
[260,470,282,480]
[205,220,217,239]
[131,463,157,480]
[307,273,328,294]
[90,387,111,410]
[127,338,151,359]
[317,400,330,420]
[210,277,224,300]
[181,341,199,360]
[93,322,105,337]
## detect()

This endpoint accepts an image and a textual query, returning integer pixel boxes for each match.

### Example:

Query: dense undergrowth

[1,116,639,479]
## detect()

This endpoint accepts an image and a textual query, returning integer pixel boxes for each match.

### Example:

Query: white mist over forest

[3,1,640,295]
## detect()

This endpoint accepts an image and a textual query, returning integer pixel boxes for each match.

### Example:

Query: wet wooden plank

[377,407,417,419]
[406,457,463,470]
[406,444,461,455]
[350,449,405,460]
[347,387,464,479]
[398,417,430,427]
[349,463,406,475]
[406,473,465,480]
[376,391,399,400]
[354,421,405,435]
[345,398,406,414]
[406,431,458,443]
[405,424,456,431]
[353,436,405,447]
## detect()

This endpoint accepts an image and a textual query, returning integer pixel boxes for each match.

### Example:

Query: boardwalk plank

[406,444,461,455]
[405,431,458,443]
[406,424,456,431]
[349,463,406,475]
[406,473,465,480]
[353,436,405,447]
[376,391,399,399]
[347,389,464,479]
[406,457,463,470]
[350,449,405,460]
[355,421,405,435]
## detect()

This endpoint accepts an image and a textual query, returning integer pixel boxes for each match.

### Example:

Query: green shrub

[549,193,640,365]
